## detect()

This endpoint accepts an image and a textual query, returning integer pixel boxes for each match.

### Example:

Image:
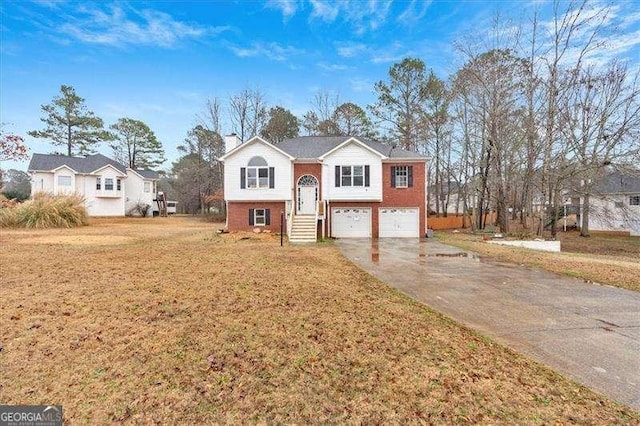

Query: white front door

[299,186,316,214]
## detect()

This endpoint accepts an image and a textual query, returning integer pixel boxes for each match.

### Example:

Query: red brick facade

[327,162,426,238]
[226,161,426,238]
[293,163,322,195]
[227,201,287,233]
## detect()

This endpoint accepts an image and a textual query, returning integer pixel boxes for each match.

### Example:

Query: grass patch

[436,231,640,292]
[1,217,637,423]
[0,192,88,229]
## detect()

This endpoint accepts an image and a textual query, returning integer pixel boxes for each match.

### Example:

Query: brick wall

[381,162,426,235]
[293,163,322,194]
[227,201,286,232]
[326,162,427,238]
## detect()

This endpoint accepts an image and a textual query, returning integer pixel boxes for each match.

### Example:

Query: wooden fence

[427,213,497,230]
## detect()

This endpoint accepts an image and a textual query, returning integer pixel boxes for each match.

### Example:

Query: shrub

[126,202,152,217]
[2,189,30,202]
[0,193,88,228]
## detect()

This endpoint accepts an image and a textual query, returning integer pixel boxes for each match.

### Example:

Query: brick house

[219,135,427,242]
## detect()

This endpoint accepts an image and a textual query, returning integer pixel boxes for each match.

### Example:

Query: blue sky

[2,0,640,172]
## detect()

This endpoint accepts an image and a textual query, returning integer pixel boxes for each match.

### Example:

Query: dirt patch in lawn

[1,217,637,423]
[437,231,640,292]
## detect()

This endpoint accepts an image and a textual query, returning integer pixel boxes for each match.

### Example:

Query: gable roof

[592,170,640,194]
[129,168,160,180]
[219,135,294,161]
[29,153,128,174]
[277,136,426,160]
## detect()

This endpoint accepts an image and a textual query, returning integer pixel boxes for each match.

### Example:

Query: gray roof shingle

[592,170,640,194]
[132,169,160,179]
[28,153,159,179]
[277,136,426,160]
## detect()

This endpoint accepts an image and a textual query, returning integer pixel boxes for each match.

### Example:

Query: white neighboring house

[579,171,640,236]
[28,153,160,216]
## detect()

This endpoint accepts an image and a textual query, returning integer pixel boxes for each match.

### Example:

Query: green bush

[0,192,88,229]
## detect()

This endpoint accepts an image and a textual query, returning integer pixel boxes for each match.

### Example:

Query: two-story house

[28,153,160,216]
[220,135,427,242]
[577,170,640,236]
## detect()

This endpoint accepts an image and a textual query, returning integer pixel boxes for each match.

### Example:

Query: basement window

[630,195,640,206]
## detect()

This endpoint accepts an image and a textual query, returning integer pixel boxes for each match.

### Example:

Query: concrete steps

[289,214,317,243]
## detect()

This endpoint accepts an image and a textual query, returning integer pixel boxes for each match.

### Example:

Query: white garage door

[331,208,371,238]
[379,208,420,238]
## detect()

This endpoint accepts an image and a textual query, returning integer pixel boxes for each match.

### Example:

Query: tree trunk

[580,193,590,237]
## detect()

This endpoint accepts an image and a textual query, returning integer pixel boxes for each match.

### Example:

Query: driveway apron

[335,238,640,411]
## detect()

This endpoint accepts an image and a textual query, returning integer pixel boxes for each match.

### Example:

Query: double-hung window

[58,176,71,186]
[116,179,122,191]
[104,178,114,191]
[335,165,370,187]
[241,156,274,189]
[144,182,151,193]
[247,167,269,188]
[249,208,271,226]
[96,177,101,190]
[390,165,414,188]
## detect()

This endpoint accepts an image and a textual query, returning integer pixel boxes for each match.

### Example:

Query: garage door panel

[379,207,419,238]
[332,208,371,238]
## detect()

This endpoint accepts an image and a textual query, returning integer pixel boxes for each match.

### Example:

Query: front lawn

[0,217,637,423]
[436,230,640,292]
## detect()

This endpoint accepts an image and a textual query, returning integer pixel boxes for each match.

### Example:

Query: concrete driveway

[335,238,640,411]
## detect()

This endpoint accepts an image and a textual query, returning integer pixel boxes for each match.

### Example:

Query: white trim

[319,137,388,160]
[92,164,127,177]
[219,135,295,161]
[51,164,78,174]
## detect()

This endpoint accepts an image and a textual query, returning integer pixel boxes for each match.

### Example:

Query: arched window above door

[297,175,318,187]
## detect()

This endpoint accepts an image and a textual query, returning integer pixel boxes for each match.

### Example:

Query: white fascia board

[318,137,387,160]
[219,135,295,162]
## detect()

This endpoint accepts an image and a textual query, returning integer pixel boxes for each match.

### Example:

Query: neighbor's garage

[379,207,420,238]
[331,207,371,238]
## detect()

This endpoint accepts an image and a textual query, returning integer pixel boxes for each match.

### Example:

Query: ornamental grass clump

[0,192,88,228]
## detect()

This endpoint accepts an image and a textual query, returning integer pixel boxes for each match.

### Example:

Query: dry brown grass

[437,231,640,292]
[1,217,638,423]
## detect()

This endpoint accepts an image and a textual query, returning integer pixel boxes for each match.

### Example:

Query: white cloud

[57,4,225,48]
[349,77,374,93]
[335,41,367,58]
[309,0,392,34]
[309,0,340,22]
[228,41,304,62]
[265,0,299,21]
[397,0,432,26]
[317,62,352,71]
[369,41,412,64]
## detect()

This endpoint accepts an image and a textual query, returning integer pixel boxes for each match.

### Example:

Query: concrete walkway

[335,238,640,411]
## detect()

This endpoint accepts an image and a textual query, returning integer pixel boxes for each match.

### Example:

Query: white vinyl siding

[323,142,382,201]
[223,141,292,201]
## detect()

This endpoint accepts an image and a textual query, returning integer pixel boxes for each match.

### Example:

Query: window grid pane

[254,209,266,225]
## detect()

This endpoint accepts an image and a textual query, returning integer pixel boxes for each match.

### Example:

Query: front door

[299,186,316,214]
